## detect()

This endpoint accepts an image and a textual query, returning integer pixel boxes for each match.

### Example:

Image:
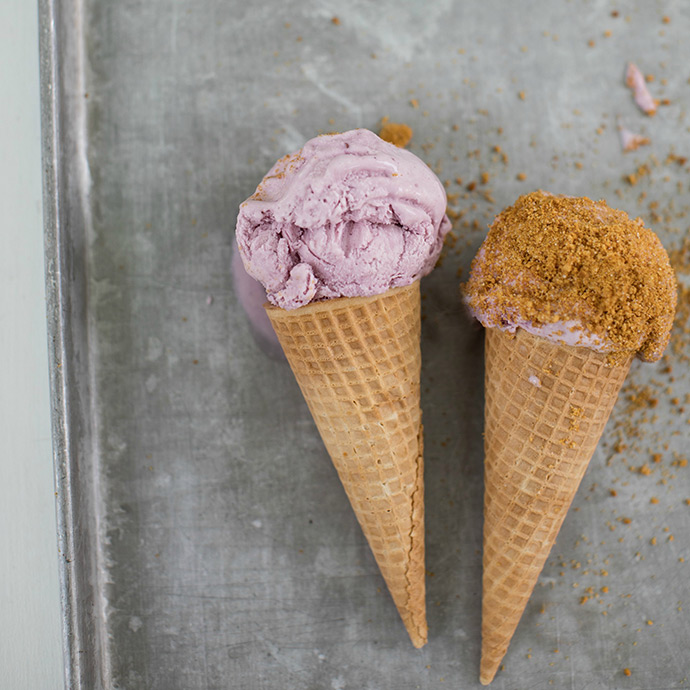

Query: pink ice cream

[235,129,451,310]
[625,63,657,116]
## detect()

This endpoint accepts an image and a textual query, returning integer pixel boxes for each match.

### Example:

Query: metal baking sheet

[40,1,690,688]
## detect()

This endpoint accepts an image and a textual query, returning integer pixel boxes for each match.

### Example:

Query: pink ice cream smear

[235,129,451,310]
[625,63,657,116]
[619,125,650,152]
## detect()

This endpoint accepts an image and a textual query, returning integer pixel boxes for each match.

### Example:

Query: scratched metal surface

[41,0,690,688]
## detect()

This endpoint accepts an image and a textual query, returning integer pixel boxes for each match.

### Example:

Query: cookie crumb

[379,121,413,148]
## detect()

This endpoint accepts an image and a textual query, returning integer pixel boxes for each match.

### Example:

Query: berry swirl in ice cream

[463,191,677,362]
[235,129,451,310]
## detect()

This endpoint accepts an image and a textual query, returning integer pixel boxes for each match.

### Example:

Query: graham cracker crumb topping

[463,191,677,361]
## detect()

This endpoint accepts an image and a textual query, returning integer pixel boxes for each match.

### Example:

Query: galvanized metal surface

[41,1,690,688]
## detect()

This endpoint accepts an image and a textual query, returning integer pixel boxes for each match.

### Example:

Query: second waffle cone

[265,282,427,648]
[480,327,632,684]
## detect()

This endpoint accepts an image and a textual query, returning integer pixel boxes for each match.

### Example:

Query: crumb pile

[379,119,414,148]
[463,191,677,361]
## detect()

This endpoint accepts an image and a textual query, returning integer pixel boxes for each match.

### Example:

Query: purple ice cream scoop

[235,129,451,310]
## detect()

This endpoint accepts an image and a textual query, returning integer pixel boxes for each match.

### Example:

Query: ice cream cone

[480,327,632,684]
[265,281,427,648]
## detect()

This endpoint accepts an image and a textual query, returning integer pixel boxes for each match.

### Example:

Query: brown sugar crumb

[462,192,677,361]
[569,406,583,431]
[610,489,618,497]
[623,668,631,677]
[518,90,526,101]
[410,98,419,108]
[331,16,340,25]
[516,172,527,181]
[379,120,413,148]
[624,384,659,412]
[638,464,653,476]
[650,496,659,504]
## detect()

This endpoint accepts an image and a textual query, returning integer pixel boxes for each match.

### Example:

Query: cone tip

[406,620,428,649]
[479,671,496,685]
[479,656,499,685]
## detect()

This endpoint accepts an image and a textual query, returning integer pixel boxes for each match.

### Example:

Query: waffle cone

[265,282,426,648]
[480,327,632,684]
